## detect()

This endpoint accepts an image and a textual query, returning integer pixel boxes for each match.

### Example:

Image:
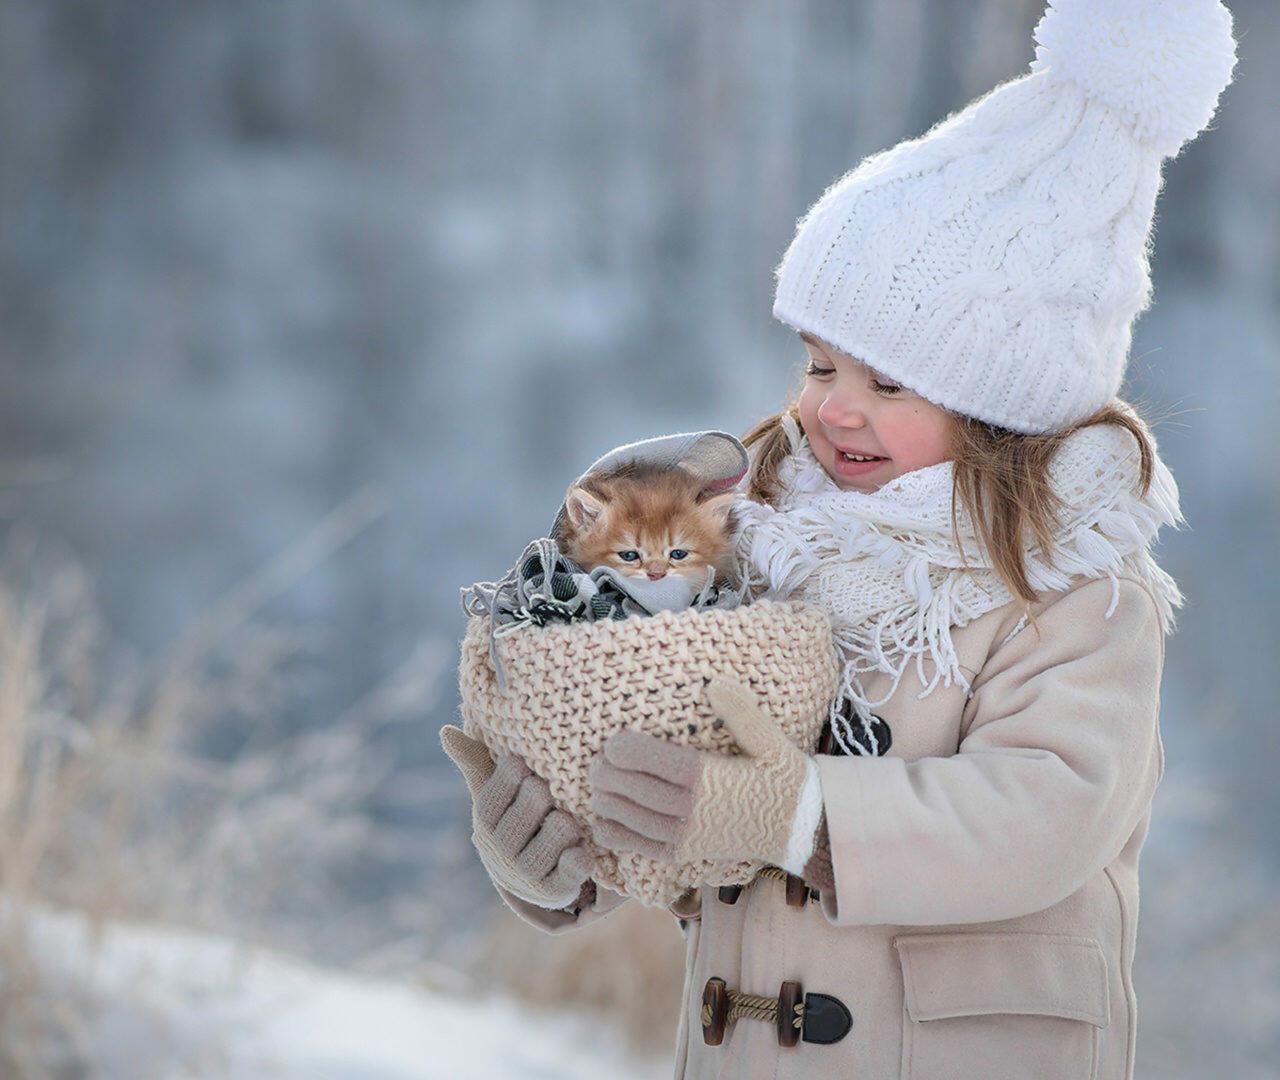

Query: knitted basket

[457,599,840,908]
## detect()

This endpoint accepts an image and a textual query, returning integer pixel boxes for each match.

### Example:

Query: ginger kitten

[554,463,739,591]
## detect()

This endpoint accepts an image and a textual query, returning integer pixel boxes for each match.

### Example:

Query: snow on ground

[27,907,671,1080]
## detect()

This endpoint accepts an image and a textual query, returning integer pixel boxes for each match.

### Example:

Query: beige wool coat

[493,574,1167,1080]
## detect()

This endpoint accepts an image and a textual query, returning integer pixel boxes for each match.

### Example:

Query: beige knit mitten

[441,724,594,910]
[588,677,811,868]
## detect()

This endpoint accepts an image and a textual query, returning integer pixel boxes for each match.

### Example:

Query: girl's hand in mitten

[440,725,595,909]
[586,678,817,869]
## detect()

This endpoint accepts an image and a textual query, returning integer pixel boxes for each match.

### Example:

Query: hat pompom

[1031,0,1237,157]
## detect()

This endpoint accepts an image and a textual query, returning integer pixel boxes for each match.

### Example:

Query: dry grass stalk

[0,489,456,1075]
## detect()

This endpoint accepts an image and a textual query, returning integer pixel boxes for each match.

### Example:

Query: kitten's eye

[617,550,640,562]
[669,549,689,560]
[871,378,902,396]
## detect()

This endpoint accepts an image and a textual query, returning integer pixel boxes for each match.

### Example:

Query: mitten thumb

[440,724,496,797]
[706,677,797,764]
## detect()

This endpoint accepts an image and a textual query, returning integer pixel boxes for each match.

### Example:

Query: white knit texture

[773,0,1237,434]
[779,758,823,875]
[733,412,1184,752]
[1031,0,1238,157]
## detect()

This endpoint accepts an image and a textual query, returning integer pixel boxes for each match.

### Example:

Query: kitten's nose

[646,568,667,580]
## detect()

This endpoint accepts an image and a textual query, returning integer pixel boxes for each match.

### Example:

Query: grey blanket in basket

[460,537,747,690]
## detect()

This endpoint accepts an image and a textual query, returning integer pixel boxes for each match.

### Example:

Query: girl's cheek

[881,408,953,471]
[870,413,908,460]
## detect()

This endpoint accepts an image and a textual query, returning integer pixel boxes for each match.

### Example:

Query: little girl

[442,1,1238,1077]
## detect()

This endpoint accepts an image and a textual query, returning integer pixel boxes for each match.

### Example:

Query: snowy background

[0,0,1276,1076]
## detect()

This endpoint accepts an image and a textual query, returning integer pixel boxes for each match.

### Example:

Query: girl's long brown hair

[741,399,1155,604]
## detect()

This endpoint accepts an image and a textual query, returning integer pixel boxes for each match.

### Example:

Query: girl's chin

[834,475,882,493]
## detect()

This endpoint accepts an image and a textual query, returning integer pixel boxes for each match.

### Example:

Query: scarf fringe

[733,421,1183,754]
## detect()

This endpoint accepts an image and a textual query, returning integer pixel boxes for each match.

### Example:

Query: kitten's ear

[696,488,738,526]
[564,486,605,530]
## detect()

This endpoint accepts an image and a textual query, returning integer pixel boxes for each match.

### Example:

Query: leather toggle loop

[700,978,852,1047]
[717,884,743,905]
[802,992,854,1045]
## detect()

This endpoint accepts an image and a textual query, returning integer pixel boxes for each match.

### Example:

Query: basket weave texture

[457,599,840,907]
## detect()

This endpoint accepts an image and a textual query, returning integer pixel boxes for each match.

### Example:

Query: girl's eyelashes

[806,357,902,396]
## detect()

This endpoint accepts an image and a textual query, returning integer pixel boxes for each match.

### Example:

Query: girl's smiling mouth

[831,443,888,477]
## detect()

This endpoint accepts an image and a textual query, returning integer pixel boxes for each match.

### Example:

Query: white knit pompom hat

[772,0,1238,434]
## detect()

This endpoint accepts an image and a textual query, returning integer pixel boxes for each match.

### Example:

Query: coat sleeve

[813,577,1166,927]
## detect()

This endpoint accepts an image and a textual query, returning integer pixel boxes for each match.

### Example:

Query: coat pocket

[894,932,1109,1080]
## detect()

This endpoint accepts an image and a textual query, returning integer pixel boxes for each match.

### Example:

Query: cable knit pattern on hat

[772,0,1237,434]
[457,600,840,907]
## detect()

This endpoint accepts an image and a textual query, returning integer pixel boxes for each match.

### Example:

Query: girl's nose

[817,393,868,429]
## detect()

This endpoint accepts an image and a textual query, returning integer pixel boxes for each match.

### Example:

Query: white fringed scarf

[732,414,1184,757]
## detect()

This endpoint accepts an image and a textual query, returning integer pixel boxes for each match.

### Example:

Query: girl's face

[797,332,954,492]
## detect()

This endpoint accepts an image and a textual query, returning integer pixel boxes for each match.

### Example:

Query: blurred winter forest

[0,0,1276,1076]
